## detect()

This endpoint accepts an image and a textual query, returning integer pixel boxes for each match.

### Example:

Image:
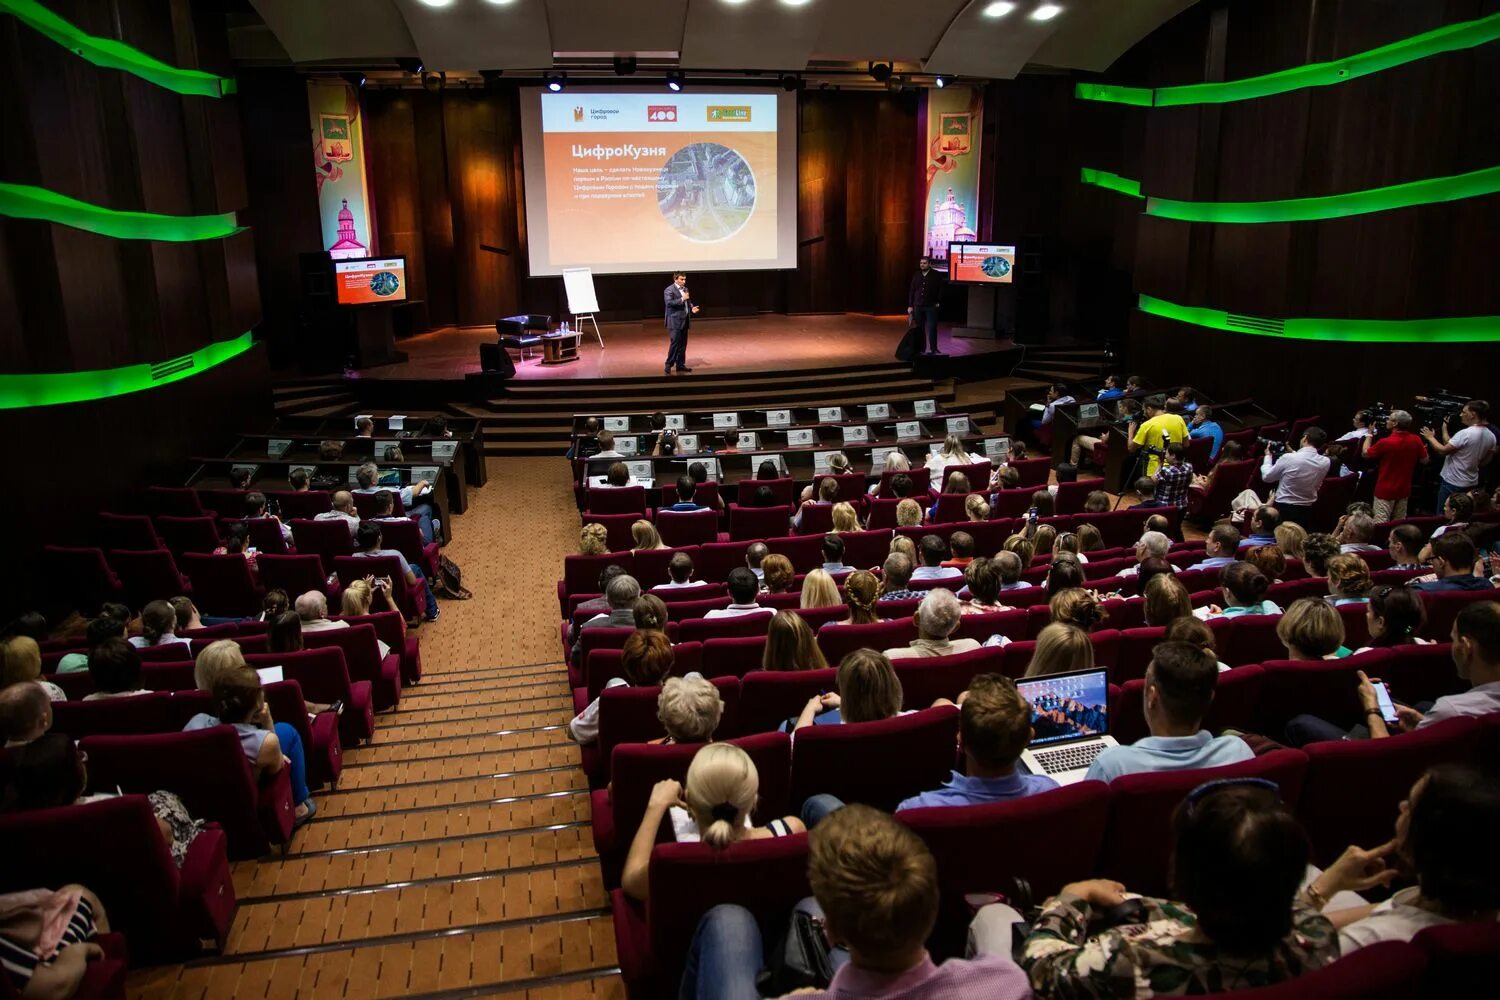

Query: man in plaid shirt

[1154,441,1194,507]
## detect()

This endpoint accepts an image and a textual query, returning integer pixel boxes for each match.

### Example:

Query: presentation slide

[948,242,1016,284]
[520,89,798,276]
[334,257,408,305]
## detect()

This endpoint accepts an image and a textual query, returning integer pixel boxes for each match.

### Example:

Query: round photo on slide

[656,142,757,243]
[369,271,402,296]
[981,255,1012,279]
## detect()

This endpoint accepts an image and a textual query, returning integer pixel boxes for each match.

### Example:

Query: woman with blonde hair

[631,519,668,552]
[760,554,795,594]
[800,568,840,609]
[1076,524,1105,553]
[1274,522,1307,561]
[925,433,983,478]
[1024,622,1095,677]
[762,611,828,671]
[1143,573,1193,627]
[795,649,905,729]
[340,576,400,617]
[656,674,724,744]
[965,493,991,522]
[193,638,247,693]
[1050,588,1108,632]
[568,629,677,744]
[1326,553,1374,606]
[890,535,918,564]
[621,742,804,901]
[1003,534,1036,568]
[895,498,924,528]
[831,570,882,625]
[1,636,65,701]
[1032,523,1058,557]
[831,501,860,533]
[579,522,609,556]
[1277,597,1349,660]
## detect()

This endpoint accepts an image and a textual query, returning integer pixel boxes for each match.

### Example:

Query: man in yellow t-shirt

[1131,396,1190,476]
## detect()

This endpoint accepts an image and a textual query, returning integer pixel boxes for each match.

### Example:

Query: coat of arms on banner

[938,112,971,155]
[321,115,353,163]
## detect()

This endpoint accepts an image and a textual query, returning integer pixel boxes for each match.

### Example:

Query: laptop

[1015,668,1117,785]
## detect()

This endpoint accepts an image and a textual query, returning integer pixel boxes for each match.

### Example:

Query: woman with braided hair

[620,743,804,902]
[829,569,883,626]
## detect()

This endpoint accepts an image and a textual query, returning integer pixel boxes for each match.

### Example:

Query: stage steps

[271,381,356,418]
[1011,344,1114,384]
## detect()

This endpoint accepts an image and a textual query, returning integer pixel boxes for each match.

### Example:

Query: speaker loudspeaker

[479,343,515,377]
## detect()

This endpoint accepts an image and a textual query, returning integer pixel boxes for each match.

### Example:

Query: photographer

[1130,395,1189,477]
[1361,409,1428,522]
[1261,428,1331,528]
[1422,399,1495,511]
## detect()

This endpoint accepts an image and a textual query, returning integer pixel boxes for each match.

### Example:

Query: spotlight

[869,61,893,83]
[933,75,947,89]
[665,70,683,92]
[341,71,366,90]
[779,73,801,92]
[415,0,452,7]
[421,71,445,92]
[544,72,566,92]
[613,56,638,76]
[1030,4,1063,20]
[982,2,1016,17]
[395,57,424,75]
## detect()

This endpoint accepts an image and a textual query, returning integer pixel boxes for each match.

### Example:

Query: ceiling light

[779,0,814,6]
[482,0,516,5]
[665,70,684,92]
[544,72,565,92]
[1031,4,1063,20]
[933,75,947,88]
[982,2,1016,17]
[415,0,453,7]
[395,57,423,75]
[869,61,893,83]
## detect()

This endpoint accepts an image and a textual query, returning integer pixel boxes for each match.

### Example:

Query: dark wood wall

[1073,0,1500,421]
[0,0,268,612]
[242,80,923,348]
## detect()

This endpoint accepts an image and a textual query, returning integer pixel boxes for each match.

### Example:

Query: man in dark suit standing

[663,271,699,374]
[907,255,945,355]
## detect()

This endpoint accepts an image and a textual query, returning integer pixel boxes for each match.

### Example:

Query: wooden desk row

[271,414,487,488]
[575,414,988,463]
[568,400,952,437]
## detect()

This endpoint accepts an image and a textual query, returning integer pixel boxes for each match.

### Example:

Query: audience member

[129,601,191,650]
[1326,554,1374,605]
[633,594,668,632]
[1351,586,1428,654]
[925,434,983,478]
[832,571,882,625]
[1131,477,1167,508]
[760,554,795,595]
[821,534,853,575]
[295,591,348,632]
[0,680,51,747]
[1301,533,1340,579]
[571,575,641,664]
[185,664,315,824]
[794,477,840,531]
[1208,562,1281,618]
[1024,622,1094,677]
[744,542,768,582]
[81,639,150,701]
[831,502,860,534]
[1189,405,1224,459]
[943,531,975,569]
[244,491,293,545]
[869,449,911,495]
[657,675,724,745]
[795,649,905,730]
[1129,394,1190,476]
[1240,544,1285,584]
[911,535,963,583]
[1357,409,1429,521]
[762,611,828,672]
[1274,522,1307,560]
[1277,597,1347,660]
[1118,531,1174,578]
[885,590,980,660]
[895,498,923,528]
[1044,555,1086,597]
[355,460,436,543]
[799,569,840,610]
[567,630,675,744]
[1086,642,1252,782]
[569,565,627,645]
[1154,442,1194,507]
[878,553,923,602]
[1077,524,1105,553]
[1387,524,1426,570]
[960,557,1013,615]
[169,596,203,634]
[1430,491,1474,540]
[1411,532,1491,591]
[1002,534,1035,568]
[1082,490,1111,514]
[888,471,917,498]
[706,568,773,618]
[313,492,359,538]
[1143,573,1193,627]
[965,493,991,522]
[1166,616,1231,672]
[354,523,440,621]
[1188,525,1240,571]
[661,475,707,512]
[992,550,1035,595]
[1018,781,1335,993]
[1421,399,1494,510]
[1242,505,1282,548]
[687,462,725,512]
[212,523,257,574]
[340,576,399,618]
[578,523,609,556]
[55,606,130,674]
[1,636,65,702]
[1050,589,1107,632]
[653,552,698,591]
[630,520,668,552]
[1335,512,1382,555]
[1031,523,1058,556]
[1052,532,1086,565]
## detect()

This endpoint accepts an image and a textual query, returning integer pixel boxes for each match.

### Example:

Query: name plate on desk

[765,409,792,427]
[664,414,685,430]
[817,407,844,423]
[604,416,630,432]
[676,434,700,453]
[627,460,654,481]
[842,425,870,444]
[787,428,815,447]
[946,416,971,434]
[914,399,937,417]
[267,438,292,459]
[616,436,640,456]
[431,440,458,461]
[737,432,760,450]
[387,415,407,431]
[1078,403,1100,423]
[896,421,923,442]
[713,412,739,429]
[866,403,891,420]
[752,453,787,477]
[411,466,439,484]
[983,438,1011,462]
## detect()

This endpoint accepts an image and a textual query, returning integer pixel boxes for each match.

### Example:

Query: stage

[358,313,1012,382]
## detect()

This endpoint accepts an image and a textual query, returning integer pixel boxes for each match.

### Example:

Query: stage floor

[370,314,1008,381]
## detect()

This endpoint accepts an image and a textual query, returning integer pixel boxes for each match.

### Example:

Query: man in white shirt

[1360,601,1500,739]
[910,535,964,584]
[592,430,624,460]
[703,568,774,619]
[1187,525,1241,571]
[885,589,981,659]
[652,552,700,591]
[1422,399,1495,512]
[1086,641,1253,782]
[315,490,361,536]
[296,591,349,632]
[1261,427,1331,528]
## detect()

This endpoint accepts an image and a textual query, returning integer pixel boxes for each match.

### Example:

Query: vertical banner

[919,85,984,267]
[308,79,372,259]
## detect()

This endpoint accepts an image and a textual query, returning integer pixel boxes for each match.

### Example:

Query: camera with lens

[1257,437,1289,460]
[1360,403,1394,439]
[1413,391,1470,433]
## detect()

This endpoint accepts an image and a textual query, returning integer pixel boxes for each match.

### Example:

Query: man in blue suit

[663,271,699,374]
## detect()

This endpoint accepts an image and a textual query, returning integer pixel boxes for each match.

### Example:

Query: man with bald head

[296,591,348,632]
[316,490,361,536]
[0,681,52,747]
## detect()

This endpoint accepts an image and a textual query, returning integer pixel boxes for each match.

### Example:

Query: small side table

[540,331,582,365]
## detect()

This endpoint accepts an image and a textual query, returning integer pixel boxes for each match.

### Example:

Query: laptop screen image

[1014,668,1110,748]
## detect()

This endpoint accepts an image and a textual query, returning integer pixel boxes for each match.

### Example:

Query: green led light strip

[1138,295,1500,345]
[0,182,243,241]
[1078,11,1500,107]
[0,333,254,409]
[1081,165,1500,223]
[0,0,235,98]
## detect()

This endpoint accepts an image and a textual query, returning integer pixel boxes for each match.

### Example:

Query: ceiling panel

[924,1,1072,79]
[680,0,833,71]
[546,0,690,55]
[248,0,417,63]
[811,0,970,62]
[1032,0,1199,71]
[390,0,553,71]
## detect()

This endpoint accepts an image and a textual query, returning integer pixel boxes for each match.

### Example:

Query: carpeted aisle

[129,457,626,999]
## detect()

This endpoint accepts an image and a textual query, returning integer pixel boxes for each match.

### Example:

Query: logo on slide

[707,106,752,123]
[648,105,678,122]
[657,142,757,243]
[572,106,584,122]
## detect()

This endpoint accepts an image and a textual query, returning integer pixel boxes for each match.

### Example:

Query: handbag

[758,900,834,995]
